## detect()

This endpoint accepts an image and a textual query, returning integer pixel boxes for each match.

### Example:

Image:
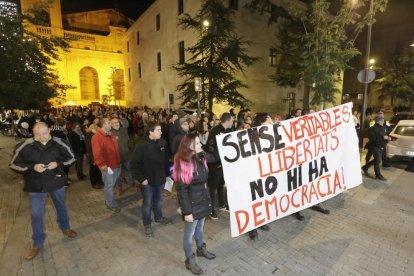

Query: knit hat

[178,110,187,119]
[374,115,384,122]
[179,117,187,126]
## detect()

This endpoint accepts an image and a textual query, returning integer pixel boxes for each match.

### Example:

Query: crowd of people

[5,103,412,274]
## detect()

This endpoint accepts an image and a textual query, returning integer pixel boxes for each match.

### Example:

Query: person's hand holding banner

[216,103,362,237]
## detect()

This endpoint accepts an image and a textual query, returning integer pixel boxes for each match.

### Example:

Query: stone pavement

[0,135,413,275]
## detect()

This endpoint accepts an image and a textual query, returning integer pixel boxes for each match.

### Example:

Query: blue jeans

[115,161,134,189]
[141,183,164,225]
[102,167,121,208]
[29,187,70,248]
[183,218,205,258]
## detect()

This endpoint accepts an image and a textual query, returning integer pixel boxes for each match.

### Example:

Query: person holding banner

[247,113,274,240]
[206,112,234,219]
[174,134,217,275]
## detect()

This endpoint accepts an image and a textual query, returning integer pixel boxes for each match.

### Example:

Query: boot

[185,254,203,275]
[196,243,216,260]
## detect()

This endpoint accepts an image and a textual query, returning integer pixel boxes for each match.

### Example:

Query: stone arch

[79,67,99,100]
[112,69,125,100]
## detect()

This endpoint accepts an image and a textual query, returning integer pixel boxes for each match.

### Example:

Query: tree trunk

[302,85,310,110]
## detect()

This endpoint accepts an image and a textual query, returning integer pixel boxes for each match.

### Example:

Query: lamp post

[360,0,374,136]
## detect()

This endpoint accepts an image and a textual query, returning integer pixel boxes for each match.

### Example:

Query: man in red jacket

[92,118,122,212]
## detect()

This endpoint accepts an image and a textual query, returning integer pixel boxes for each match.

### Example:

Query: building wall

[21,0,127,106]
[124,0,316,115]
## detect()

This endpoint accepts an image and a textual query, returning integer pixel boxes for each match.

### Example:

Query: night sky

[61,0,155,20]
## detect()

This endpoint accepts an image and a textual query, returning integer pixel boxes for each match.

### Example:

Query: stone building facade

[20,0,131,106]
[123,0,315,115]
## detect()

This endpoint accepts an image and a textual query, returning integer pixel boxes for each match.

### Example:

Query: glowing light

[202,20,210,27]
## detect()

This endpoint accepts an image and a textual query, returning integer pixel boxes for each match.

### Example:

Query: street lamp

[369,58,375,69]
[360,0,374,139]
[202,20,210,28]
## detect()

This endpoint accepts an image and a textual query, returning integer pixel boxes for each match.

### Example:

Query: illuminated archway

[112,69,125,100]
[79,67,99,100]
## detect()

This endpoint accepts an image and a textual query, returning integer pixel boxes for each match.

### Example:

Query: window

[112,69,125,100]
[156,13,160,31]
[178,41,185,64]
[138,62,142,78]
[178,0,184,15]
[269,48,277,67]
[128,68,131,82]
[136,32,140,45]
[157,52,161,71]
[127,40,129,52]
[229,0,238,10]
[79,67,99,100]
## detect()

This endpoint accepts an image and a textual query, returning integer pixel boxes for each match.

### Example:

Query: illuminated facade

[21,0,131,106]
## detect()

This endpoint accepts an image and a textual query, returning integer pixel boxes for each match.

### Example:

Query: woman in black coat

[68,122,86,180]
[174,133,216,275]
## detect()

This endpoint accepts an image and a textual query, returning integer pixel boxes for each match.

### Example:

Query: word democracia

[234,168,346,234]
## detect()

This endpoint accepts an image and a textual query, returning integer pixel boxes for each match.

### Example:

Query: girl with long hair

[173,133,216,275]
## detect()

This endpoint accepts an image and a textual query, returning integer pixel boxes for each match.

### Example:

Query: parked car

[386,120,414,159]
[389,112,414,130]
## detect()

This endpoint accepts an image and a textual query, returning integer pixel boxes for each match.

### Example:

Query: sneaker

[92,184,103,189]
[144,225,153,237]
[107,205,121,213]
[154,216,172,225]
[209,211,218,220]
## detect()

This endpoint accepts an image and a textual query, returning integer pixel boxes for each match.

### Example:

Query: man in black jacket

[130,121,172,237]
[9,122,78,260]
[206,112,234,219]
[362,115,390,180]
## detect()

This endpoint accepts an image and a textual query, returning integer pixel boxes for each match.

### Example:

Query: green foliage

[173,0,258,113]
[375,50,414,110]
[0,1,71,109]
[248,0,387,106]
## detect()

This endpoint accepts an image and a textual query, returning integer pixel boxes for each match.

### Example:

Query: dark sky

[61,0,155,20]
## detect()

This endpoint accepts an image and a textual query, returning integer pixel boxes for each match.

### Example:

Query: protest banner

[216,103,362,237]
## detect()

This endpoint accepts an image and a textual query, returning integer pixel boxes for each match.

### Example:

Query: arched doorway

[112,69,125,101]
[79,67,99,100]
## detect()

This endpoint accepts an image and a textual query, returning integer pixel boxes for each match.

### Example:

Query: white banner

[217,103,362,237]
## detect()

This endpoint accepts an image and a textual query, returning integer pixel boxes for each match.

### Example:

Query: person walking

[362,115,390,180]
[92,118,122,212]
[174,134,216,274]
[9,122,78,260]
[130,121,172,237]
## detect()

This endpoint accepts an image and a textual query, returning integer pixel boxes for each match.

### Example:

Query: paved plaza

[0,136,413,275]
